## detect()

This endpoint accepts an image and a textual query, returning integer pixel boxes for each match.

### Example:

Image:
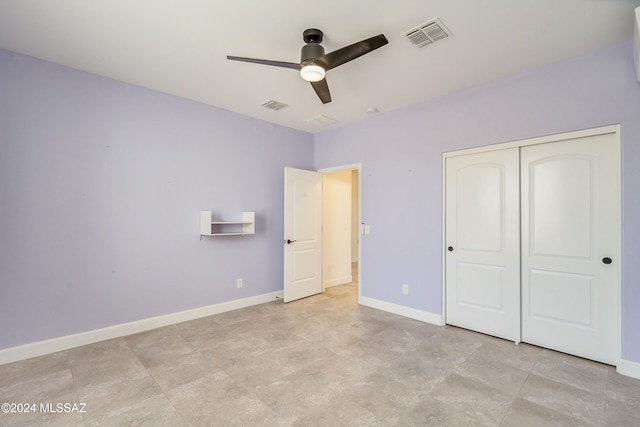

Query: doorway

[283,164,362,303]
[320,164,361,300]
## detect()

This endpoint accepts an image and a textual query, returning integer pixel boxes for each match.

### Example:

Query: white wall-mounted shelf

[200,211,255,236]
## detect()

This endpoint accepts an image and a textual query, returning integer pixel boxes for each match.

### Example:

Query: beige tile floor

[1,272,640,426]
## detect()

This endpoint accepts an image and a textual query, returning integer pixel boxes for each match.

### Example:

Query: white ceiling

[1,0,639,133]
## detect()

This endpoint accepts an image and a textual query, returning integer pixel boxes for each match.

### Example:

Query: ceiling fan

[227,29,388,104]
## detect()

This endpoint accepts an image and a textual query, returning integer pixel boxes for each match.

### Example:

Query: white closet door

[445,148,521,342]
[521,133,619,365]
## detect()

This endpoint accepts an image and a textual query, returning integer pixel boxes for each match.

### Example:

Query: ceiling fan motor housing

[301,43,324,63]
[301,28,325,63]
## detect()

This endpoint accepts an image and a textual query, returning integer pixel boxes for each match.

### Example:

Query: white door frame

[318,163,363,303]
[441,124,621,365]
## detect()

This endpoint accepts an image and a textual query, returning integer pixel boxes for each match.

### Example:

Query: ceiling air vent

[261,100,289,111]
[403,18,452,48]
[305,114,338,127]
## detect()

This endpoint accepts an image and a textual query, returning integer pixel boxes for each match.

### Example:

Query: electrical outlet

[236,278,243,288]
[402,284,409,295]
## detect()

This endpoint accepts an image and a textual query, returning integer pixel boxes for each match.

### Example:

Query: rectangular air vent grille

[403,18,452,48]
[261,100,289,111]
[305,114,338,127]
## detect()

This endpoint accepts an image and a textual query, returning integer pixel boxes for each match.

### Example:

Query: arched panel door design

[445,148,521,342]
[444,127,620,365]
[521,134,619,365]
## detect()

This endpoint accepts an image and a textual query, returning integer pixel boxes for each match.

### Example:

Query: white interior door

[284,167,323,303]
[521,133,619,365]
[445,148,521,342]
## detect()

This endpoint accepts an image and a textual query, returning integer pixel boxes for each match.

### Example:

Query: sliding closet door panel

[445,148,520,342]
[521,133,619,365]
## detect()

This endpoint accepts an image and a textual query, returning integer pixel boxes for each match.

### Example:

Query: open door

[284,167,323,302]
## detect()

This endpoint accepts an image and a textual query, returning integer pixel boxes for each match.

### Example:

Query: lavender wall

[314,41,640,363]
[0,49,314,350]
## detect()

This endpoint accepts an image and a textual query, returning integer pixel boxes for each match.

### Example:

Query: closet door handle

[285,239,296,245]
[602,257,612,264]
[447,246,454,252]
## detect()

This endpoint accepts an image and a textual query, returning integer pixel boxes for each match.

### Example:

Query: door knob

[602,257,612,264]
[448,246,453,252]
[285,239,296,244]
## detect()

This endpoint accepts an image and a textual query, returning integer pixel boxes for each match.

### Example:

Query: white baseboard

[617,358,640,379]
[359,296,445,326]
[324,275,353,288]
[0,290,283,366]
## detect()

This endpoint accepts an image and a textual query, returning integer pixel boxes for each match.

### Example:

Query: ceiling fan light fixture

[300,64,325,82]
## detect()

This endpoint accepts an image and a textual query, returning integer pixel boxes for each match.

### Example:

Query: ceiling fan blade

[226,55,300,70]
[315,34,388,71]
[310,78,331,104]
